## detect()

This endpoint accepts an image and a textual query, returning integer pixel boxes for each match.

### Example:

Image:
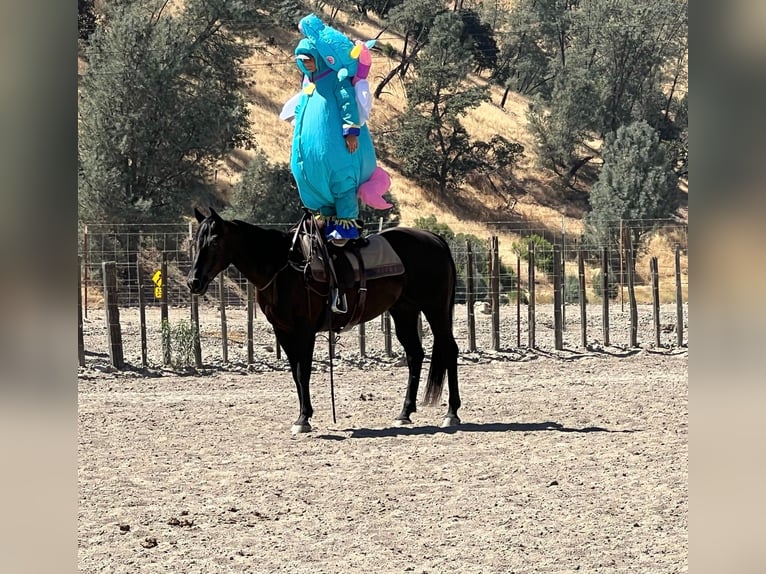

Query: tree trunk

[566,155,593,180]
[500,86,510,108]
[374,62,404,98]
[374,40,424,99]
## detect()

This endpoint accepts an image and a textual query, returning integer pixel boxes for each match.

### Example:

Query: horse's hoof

[393,418,412,427]
[440,415,460,428]
[291,423,312,435]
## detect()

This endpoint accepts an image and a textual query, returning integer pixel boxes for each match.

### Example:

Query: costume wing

[279,91,304,121]
[355,79,372,125]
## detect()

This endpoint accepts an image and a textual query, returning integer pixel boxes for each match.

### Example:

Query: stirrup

[331,288,348,314]
[328,237,348,247]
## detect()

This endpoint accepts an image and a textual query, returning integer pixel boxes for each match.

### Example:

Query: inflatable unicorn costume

[281,14,392,241]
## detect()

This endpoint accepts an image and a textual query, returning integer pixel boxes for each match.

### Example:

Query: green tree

[584,121,679,263]
[228,151,402,229]
[524,0,687,181]
[78,0,255,226]
[526,63,601,176]
[353,0,403,18]
[494,0,578,101]
[374,0,446,98]
[225,151,303,225]
[78,0,97,42]
[457,8,499,74]
[384,11,490,195]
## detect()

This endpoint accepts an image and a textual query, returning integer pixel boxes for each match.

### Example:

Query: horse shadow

[317,421,639,440]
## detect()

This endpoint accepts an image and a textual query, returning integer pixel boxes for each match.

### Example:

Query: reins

[256,261,289,293]
[327,319,337,425]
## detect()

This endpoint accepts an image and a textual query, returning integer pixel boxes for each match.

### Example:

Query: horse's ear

[194,207,206,223]
[209,207,222,222]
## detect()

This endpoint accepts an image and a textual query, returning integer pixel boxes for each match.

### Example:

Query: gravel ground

[78,302,688,573]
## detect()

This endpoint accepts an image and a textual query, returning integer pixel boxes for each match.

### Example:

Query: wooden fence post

[137,260,147,368]
[191,294,202,368]
[466,241,476,352]
[77,256,85,367]
[527,241,536,349]
[490,236,500,351]
[83,226,89,319]
[247,282,255,365]
[651,256,661,347]
[626,245,638,348]
[553,244,563,350]
[189,223,202,368]
[675,245,684,346]
[358,321,366,357]
[102,261,124,369]
[601,247,610,346]
[561,223,566,329]
[219,272,228,364]
[161,253,171,366]
[620,219,625,312]
[516,255,521,347]
[578,248,587,348]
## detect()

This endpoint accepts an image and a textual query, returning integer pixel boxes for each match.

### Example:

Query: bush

[380,42,398,59]
[512,234,554,275]
[413,215,516,305]
[564,274,584,304]
[592,269,618,300]
[504,288,529,304]
[163,319,199,368]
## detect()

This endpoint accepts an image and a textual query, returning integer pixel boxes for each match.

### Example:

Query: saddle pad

[309,235,404,283]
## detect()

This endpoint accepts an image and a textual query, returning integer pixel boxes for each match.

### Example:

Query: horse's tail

[423,236,458,406]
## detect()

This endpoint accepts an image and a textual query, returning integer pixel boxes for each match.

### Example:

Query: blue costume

[287,15,390,241]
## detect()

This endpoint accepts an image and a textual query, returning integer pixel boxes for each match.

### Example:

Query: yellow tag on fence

[154,286,163,299]
[152,270,162,287]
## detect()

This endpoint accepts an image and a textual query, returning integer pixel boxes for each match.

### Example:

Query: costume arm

[336,78,361,136]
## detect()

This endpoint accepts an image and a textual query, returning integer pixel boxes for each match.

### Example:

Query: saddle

[290,212,404,330]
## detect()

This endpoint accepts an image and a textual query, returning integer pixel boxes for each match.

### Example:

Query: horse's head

[187,207,232,296]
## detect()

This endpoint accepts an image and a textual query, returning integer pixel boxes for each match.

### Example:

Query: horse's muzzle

[187,276,207,296]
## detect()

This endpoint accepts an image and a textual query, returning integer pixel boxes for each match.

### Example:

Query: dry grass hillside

[218,10,688,303]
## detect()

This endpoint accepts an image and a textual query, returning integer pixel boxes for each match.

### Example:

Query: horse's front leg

[275,328,316,434]
[390,308,424,426]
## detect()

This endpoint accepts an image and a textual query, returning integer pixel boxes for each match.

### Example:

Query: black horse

[187,208,461,434]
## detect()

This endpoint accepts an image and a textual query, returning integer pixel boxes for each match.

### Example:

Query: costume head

[294,38,322,76]
[298,13,358,82]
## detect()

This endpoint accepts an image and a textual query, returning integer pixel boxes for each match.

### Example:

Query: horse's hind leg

[389,306,424,426]
[423,309,461,428]
[443,349,461,427]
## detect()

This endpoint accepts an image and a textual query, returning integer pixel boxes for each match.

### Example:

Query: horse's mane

[230,219,291,239]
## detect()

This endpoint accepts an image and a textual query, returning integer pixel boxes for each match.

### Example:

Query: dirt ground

[78,303,687,573]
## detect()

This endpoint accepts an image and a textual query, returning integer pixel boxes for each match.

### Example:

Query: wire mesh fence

[78,217,688,369]
[79,218,688,310]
